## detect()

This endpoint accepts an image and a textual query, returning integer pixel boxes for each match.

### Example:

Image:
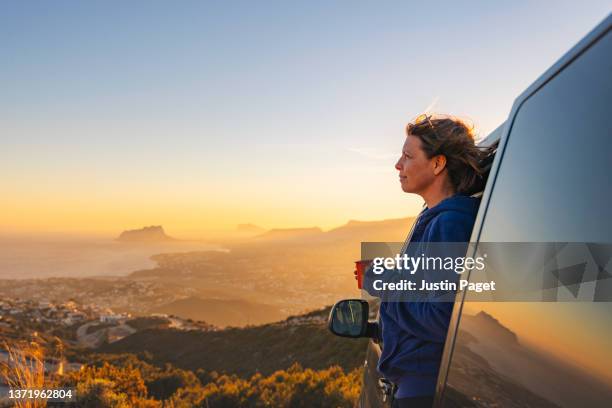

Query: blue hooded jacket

[374,195,480,398]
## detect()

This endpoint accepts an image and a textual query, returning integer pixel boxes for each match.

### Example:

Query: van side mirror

[328,299,378,339]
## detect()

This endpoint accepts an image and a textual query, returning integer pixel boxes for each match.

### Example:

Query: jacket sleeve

[363,222,419,298]
[363,257,404,298]
[394,212,475,342]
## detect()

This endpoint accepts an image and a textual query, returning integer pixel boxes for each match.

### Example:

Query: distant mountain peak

[255,227,323,240]
[475,310,497,322]
[116,226,175,242]
[236,224,265,233]
[471,310,519,345]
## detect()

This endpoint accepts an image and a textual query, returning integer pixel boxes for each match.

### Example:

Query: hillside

[323,217,414,243]
[236,223,266,235]
[100,307,368,377]
[254,227,324,241]
[251,218,413,244]
[150,296,285,327]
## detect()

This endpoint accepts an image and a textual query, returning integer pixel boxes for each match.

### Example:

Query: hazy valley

[0,218,414,327]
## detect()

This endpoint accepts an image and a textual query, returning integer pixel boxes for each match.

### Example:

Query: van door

[437,22,612,408]
[361,341,393,408]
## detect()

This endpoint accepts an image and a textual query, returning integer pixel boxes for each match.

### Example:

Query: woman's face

[395,135,436,194]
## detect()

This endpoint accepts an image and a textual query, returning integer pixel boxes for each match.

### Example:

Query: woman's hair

[406,114,490,195]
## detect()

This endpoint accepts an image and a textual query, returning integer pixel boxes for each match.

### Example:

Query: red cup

[354,259,373,289]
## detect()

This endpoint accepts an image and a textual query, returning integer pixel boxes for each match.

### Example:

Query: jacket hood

[419,194,480,224]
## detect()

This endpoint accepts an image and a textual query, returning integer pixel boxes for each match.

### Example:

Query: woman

[376,114,487,408]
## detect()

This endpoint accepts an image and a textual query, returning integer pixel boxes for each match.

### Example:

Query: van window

[441,29,612,407]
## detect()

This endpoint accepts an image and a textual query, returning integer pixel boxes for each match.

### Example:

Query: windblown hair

[406,114,491,195]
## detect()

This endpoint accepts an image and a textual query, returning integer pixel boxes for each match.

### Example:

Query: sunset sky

[1,1,610,237]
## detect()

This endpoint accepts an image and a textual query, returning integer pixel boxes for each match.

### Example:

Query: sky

[1,1,610,238]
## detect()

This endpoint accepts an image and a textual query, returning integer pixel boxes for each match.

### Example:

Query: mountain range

[248,217,414,244]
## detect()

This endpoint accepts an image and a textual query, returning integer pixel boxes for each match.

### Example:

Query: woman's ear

[432,155,447,176]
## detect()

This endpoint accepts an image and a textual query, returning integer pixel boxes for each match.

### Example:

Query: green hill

[100,307,368,377]
[150,296,285,327]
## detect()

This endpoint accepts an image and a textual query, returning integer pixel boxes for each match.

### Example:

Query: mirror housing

[328,299,378,339]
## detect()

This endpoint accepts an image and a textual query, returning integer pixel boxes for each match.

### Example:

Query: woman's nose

[395,159,402,171]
